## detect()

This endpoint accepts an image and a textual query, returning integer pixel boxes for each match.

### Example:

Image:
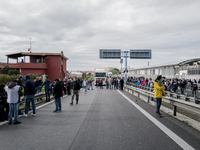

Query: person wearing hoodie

[5,80,23,125]
[53,79,63,113]
[70,77,80,105]
[154,75,166,118]
[43,75,51,102]
[24,75,36,117]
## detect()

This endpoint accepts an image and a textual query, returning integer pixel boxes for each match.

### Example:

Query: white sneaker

[24,113,28,117]
[31,113,36,116]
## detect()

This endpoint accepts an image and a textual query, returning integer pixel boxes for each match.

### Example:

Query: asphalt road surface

[0,87,200,150]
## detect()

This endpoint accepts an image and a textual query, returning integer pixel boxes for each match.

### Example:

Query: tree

[8,69,20,75]
[88,72,91,76]
[112,68,120,74]
[0,66,11,74]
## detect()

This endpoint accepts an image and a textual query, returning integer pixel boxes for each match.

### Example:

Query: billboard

[99,49,121,59]
[130,49,151,59]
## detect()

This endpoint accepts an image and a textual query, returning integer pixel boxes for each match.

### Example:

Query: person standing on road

[82,79,88,94]
[154,75,166,118]
[120,78,124,91]
[88,79,93,90]
[99,78,103,89]
[53,79,63,113]
[70,77,80,105]
[5,80,23,125]
[192,81,198,96]
[24,75,36,117]
[108,77,113,89]
[43,75,51,102]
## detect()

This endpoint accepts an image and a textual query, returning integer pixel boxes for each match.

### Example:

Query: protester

[53,79,63,113]
[70,77,80,105]
[5,80,23,125]
[34,77,40,94]
[192,81,198,96]
[82,79,88,94]
[88,79,93,90]
[99,78,103,89]
[108,77,113,89]
[43,75,51,102]
[96,79,99,88]
[38,77,43,92]
[24,75,36,117]
[66,79,71,95]
[154,75,166,118]
[0,84,9,116]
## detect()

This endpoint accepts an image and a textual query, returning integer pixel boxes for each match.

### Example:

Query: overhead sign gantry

[99,49,152,83]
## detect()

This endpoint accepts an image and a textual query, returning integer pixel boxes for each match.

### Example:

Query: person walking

[88,79,93,90]
[82,79,88,94]
[154,75,166,118]
[53,79,63,113]
[120,78,124,91]
[70,77,80,105]
[43,75,51,102]
[66,79,71,95]
[24,75,36,117]
[5,80,23,125]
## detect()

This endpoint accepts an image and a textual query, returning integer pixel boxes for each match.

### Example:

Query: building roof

[6,52,69,60]
[178,58,200,66]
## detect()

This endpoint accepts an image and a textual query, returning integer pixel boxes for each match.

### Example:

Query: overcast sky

[0,0,200,71]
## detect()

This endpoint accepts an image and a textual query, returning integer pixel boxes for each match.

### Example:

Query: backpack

[192,84,197,90]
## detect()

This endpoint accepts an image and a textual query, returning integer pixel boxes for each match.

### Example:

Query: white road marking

[117,90,195,150]
[0,95,68,126]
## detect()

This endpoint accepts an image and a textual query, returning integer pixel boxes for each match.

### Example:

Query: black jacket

[24,75,35,96]
[72,80,81,90]
[54,81,63,99]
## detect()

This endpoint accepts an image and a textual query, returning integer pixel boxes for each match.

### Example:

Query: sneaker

[31,113,36,116]
[59,109,62,112]
[24,113,28,117]
[157,114,162,118]
[70,102,73,105]
[76,101,78,104]
[53,110,59,113]
[14,121,21,125]
[8,122,12,125]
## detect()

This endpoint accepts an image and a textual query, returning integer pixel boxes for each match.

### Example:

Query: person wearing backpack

[5,80,23,125]
[192,81,198,96]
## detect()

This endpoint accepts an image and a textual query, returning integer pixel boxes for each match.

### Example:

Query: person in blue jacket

[43,75,51,102]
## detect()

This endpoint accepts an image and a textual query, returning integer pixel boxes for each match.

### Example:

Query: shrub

[0,66,11,74]
[8,69,20,75]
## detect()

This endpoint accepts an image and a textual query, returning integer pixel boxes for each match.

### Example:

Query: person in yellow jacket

[154,75,166,118]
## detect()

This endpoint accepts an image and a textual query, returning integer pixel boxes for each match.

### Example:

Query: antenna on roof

[27,37,35,52]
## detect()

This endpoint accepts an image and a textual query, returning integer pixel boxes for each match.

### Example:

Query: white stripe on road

[0,95,68,127]
[117,90,195,150]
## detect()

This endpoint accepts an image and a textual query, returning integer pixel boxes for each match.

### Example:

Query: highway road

[0,88,200,150]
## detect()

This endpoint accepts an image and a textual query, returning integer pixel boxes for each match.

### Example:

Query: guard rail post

[173,105,177,116]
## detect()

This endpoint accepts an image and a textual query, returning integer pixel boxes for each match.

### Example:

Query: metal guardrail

[127,82,200,104]
[124,85,200,119]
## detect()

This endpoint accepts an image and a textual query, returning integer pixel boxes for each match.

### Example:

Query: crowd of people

[95,77,124,91]
[127,77,199,96]
[0,75,90,125]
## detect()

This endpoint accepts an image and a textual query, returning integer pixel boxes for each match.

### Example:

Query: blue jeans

[25,95,36,114]
[84,86,87,93]
[55,97,61,110]
[45,88,50,101]
[181,88,184,94]
[109,83,112,89]
[156,98,162,115]
[88,84,93,90]
[35,85,42,94]
[8,103,19,122]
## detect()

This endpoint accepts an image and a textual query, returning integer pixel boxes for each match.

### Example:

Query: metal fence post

[173,105,177,116]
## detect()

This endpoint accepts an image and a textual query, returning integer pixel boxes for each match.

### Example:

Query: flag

[142,79,146,86]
